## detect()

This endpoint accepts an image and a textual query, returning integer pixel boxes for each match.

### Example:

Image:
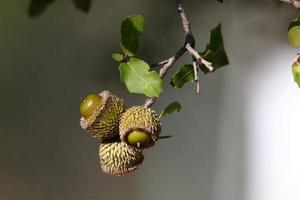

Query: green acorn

[80,90,126,140]
[119,106,161,149]
[288,17,300,47]
[99,140,144,175]
[292,61,300,87]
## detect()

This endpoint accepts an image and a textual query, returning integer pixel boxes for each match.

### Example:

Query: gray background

[0,0,298,200]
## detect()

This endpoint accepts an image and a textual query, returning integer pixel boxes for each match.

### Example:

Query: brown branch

[144,46,186,108]
[144,0,211,108]
[186,43,213,72]
[176,0,192,35]
[278,0,300,9]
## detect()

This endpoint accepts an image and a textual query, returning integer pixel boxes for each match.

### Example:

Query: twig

[278,0,300,9]
[150,59,169,68]
[176,0,192,35]
[159,46,187,77]
[144,0,208,108]
[192,60,200,95]
[144,46,186,108]
[186,43,213,72]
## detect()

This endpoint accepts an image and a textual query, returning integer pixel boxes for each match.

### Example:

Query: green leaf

[160,101,181,118]
[199,24,229,73]
[28,0,55,17]
[119,58,162,97]
[288,17,300,47]
[72,0,92,13]
[170,64,194,88]
[120,15,144,57]
[112,53,124,62]
[292,62,300,87]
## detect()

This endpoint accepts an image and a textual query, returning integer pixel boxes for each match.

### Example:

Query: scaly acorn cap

[119,106,161,148]
[99,140,144,175]
[80,91,126,140]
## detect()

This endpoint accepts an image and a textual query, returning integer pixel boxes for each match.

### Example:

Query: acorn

[80,90,126,140]
[292,61,300,87]
[99,140,144,175]
[288,17,300,47]
[119,106,161,149]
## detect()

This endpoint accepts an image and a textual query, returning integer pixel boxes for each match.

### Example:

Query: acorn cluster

[80,90,161,175]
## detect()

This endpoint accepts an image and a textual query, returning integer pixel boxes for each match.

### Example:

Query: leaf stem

[158,135,172,139]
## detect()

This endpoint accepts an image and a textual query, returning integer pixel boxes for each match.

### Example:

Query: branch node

[186,43,214,72]
[143,0,200,108]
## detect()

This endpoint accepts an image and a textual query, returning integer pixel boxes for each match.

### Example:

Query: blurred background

[0,0,300,200]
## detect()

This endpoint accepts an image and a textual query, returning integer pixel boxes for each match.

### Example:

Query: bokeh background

[0,0,300,200]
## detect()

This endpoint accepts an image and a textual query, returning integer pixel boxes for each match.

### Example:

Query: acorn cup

[99,139,144,175]
[80,90,126,140]
[119,106,161,149]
